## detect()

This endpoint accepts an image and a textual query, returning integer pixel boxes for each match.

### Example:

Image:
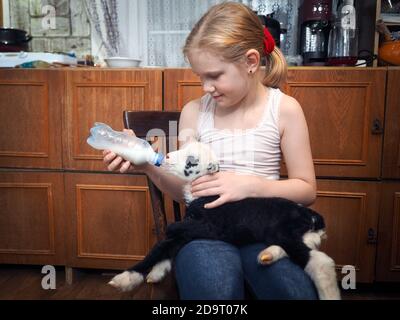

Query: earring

[249,70,253,74]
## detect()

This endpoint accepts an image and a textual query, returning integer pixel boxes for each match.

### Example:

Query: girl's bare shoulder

[180,98,201,128]
[279,93,306,126]
[279,94,305,133]
[179,98,201,145]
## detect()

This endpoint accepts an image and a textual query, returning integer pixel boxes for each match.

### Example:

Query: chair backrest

[123,111,182,241]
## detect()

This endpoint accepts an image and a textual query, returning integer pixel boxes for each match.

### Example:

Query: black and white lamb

[108,141,340,300]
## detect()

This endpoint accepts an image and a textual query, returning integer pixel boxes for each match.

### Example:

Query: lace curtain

[85,0,300,66]
[146,0,300,67]
[83,0,121,58]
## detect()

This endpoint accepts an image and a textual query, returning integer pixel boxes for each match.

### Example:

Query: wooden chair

[123,110,182,299]
[123,111,254,300]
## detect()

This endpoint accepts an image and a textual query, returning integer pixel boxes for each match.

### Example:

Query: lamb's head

[164,141,219,181]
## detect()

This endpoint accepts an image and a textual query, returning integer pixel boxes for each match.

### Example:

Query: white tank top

[196,87,282,180]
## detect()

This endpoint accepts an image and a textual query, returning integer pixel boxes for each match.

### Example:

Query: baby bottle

[87,122,165,166]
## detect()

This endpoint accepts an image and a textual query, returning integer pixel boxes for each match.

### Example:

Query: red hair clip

[263,27,275,55]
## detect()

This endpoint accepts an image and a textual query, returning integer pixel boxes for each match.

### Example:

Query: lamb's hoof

[257,245,287,265]
[108,271,144,292]
[260,253,273,263]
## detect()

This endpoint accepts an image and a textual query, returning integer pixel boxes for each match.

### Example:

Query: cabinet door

[0,70,64,169]
[376,182,400,282]
[164,69,202,110]
[382,68,400,179]
[64,69,163,171]
[65,172,157,269]
[310,180,380,283]
[0,171,66,265]
[284,68,386,178]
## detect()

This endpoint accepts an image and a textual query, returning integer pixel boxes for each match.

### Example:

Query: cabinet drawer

[311,179,380,283]
[0,170,66,265]
[64,69,163,171]
[382,69,400,179]
[376,182,400,282]
[284,68,386,178]
[0,70,64,169]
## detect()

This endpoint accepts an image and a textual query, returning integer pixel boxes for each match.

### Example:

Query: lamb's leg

[257,229,325,265]
[302,230,326,250]
[304,250,341,300]
[109,238,176,292]
[257,245,288,265]
[146,259,172,283]
[278,240,339,300]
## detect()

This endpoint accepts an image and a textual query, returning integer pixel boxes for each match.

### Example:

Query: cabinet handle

[371,118,383,135]
[367,228,377,244]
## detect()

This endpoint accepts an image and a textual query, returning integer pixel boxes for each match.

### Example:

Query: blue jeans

[174,239,318,300]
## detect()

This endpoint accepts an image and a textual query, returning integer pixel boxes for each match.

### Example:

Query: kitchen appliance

[0,28,32,52]
[0,52,78,68]
[327,0,358,66]
[299,0,332,65]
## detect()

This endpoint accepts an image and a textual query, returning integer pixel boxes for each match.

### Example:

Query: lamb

[108,141,341,300]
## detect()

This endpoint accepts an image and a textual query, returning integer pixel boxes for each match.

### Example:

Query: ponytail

[262,47,287,89]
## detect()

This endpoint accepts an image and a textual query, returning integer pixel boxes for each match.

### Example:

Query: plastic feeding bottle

[87,122,164,166]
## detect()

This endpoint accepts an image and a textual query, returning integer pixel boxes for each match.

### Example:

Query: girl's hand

[102,129,149,173]
[103,149,133,173]
[191,171,255,209]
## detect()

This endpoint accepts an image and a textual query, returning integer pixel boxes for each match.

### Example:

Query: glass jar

[327,0,358,66]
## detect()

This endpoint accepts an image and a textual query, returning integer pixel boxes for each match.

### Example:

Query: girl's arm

[103,99,200,203]
[141,99,201,202]
[249,94,316,205]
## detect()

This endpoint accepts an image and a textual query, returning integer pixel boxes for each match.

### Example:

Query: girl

[104,2,318,300]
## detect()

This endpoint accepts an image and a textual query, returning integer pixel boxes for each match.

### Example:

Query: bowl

[379,41,400,66]
[104,57,141,68]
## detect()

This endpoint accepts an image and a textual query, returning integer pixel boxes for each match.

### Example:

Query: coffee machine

[299,0,332,65]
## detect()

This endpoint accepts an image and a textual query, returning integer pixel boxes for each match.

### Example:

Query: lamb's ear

[207,163,219,173]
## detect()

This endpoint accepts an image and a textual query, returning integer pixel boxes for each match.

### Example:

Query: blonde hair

[183,2,287,88]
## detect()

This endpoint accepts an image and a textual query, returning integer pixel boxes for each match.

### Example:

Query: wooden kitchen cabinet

[311,180,380,283]
[0,67,398,286]
[0,170,66,266]
[376,68,400,282]
[382,68,400,179]
[64,172,157,270]
[164,68,203,111]
[0,70,64,169]
[376,182,400,282]
[64,69,163,171]
[284,68,386,179]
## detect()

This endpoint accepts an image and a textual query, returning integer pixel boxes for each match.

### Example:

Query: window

[90,0,300,67]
